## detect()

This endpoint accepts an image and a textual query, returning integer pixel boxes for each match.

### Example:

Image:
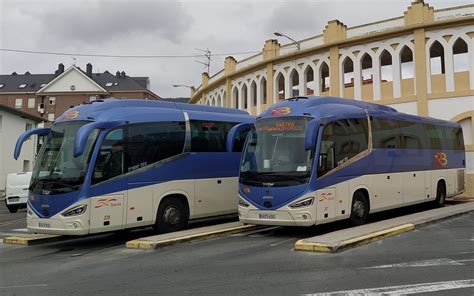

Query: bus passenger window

[372,118,401,149]
[318,118,369,177]
[93,129,125,184]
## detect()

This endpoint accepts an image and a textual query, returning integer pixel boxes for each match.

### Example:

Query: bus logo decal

[271,107,291,116]
[63,111,80,119]
[95,198,122,208]
[434,152,448,167]
[319,192,334,202]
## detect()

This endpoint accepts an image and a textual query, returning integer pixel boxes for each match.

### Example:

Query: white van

[5,172,32,213]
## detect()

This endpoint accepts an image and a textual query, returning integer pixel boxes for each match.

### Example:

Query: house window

[15,98,23,108]
[105,82,113,87]
[0,84,4,89]
[49,97,56,105]
[25,123,33,131]
[28,98,35,108]
[47,113,55,122]
[18,84,27,89]
[89,96,97,102]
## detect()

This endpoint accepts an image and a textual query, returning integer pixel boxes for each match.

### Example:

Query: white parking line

[11,228,28,232]
[270,238,295,247]
[361,258,464,269]
[0,284,48,289]
[230,226,279,237]
[305,279,474,296]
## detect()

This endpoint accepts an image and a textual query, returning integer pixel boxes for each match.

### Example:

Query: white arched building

[191,1,474,196]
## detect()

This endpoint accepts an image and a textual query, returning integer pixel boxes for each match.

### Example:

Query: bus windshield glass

[240,117,313,187]
[30,122,99,195]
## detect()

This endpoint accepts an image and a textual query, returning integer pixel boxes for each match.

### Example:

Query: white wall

[428,96,474,121]
[387,102,418,115]
[0,110,37,190]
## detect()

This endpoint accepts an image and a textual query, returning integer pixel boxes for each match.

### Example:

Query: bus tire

[434,182,446,208]
[153,197,189,234]
[6,204,19,213]
[350,191,369,226]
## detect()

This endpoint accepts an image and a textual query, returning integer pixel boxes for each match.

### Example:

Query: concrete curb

[3,234,62,246]
[126,224,260,250]
[295,224,415,253]
[294,202,474,253]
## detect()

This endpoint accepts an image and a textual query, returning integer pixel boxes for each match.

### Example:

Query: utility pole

[195,48,211,74]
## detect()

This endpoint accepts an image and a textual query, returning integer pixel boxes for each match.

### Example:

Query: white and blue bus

[14,98,253,235]
[229,96,465,227]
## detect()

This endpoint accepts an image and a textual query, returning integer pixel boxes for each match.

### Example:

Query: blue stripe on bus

[239,148,465,210]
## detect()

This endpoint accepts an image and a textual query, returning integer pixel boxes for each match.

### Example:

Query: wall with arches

[191,2,474,196]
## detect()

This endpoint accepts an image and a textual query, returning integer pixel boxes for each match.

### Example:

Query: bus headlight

[62,205,87,217]
[239,198,250,207]
[289,197,314,209]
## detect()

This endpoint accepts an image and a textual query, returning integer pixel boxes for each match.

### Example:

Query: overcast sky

[0,0,471,98]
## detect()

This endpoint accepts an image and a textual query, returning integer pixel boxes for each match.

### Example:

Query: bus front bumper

[27,206,89,236]
[238,203,316,227]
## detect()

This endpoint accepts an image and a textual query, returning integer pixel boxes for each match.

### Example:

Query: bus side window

[93,128,125,184]
[425,124,443,150]
[372,118,401,149]
[318,118,369,178]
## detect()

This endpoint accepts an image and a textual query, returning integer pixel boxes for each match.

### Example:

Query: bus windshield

[30,122,99,195]
[240,117,313,187]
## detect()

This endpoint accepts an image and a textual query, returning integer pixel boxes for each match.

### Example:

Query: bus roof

[55,98,253,124]
[259,96,458,127]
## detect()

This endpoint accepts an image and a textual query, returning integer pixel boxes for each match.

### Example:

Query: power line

[0,47,265,59]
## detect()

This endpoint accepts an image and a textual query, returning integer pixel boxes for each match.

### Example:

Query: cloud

[21,0,193,45]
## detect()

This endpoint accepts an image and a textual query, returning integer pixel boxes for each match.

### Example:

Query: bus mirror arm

[74,121,126,157]
[14,128,50,160]
[226,122,254,152]
[305,119,320,151]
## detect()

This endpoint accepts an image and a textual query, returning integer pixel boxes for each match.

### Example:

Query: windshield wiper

[259,172,308,183]
[28,179,40,191]
[241,172,309,183]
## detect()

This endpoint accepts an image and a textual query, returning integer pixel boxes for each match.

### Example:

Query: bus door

[89,128,127,233]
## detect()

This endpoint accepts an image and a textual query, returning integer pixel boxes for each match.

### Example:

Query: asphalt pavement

[0,201,472,295]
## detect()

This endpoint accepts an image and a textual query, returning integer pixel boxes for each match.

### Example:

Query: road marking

[230,226,278,237]
[457,259,474,263]
[305,279,474,296]
[0,218,26,226]
[11,228,28,232]
[0,284,48,289]
[361,258,464,269]
[270,238,295,247]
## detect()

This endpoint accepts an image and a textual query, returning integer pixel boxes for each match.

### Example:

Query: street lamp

[274,32,300,51]
[172,84,194,89]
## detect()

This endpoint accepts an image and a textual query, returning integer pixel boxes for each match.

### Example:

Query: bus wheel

[6,204,19,213]
[154,197,188,234]
[434,182,446,208]
[350,192,369,226]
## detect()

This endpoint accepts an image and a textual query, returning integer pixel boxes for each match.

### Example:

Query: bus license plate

[38,222,51,228]
[259,213,276,219]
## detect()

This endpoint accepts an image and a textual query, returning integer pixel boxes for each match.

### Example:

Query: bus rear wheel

[350,192,369,226]
[434,182,446,208]
[153,197,188,234]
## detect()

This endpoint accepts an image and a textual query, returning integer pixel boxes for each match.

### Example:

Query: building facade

[0,105,43,193]
[190,1,474,196]
[0,64,159,125]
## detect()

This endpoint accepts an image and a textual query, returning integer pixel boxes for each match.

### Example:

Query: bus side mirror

[74,121,125,157]
[14,128,50,160]
[226,122,254,152]
[305,119,319,151]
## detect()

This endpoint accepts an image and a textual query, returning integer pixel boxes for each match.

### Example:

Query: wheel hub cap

[164,206,180,225]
